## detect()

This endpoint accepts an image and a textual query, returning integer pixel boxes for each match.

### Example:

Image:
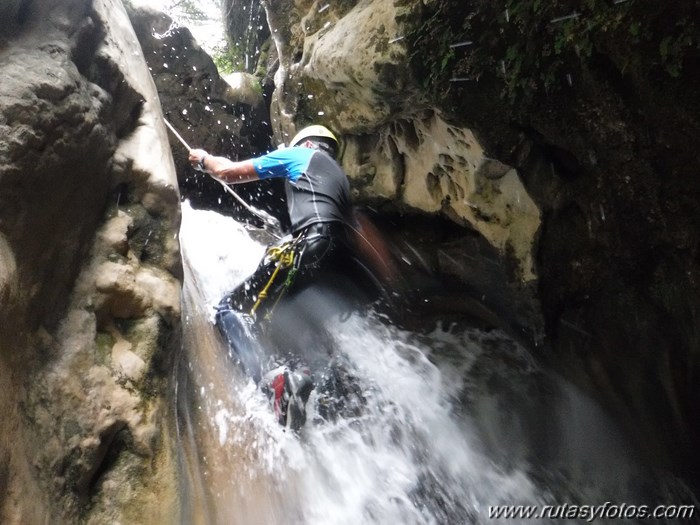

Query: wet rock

[126,1,277,219]
[344,112,541,281]
[220,0,269,74]
[0,0,180,522]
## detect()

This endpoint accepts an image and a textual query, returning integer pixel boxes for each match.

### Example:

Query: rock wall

[221,0,270,74]
[0,0,181,522]
[408,0,700,481]
[251,0,700,483]
[343,112,540,281]
[126,1,284,227]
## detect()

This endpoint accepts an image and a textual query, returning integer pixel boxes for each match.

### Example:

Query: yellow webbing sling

[249,237,302,319]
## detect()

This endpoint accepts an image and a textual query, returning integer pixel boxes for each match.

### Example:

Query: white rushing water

[178,201,687,525]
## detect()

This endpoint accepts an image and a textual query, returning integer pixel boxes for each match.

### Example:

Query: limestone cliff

[0,0,181,522]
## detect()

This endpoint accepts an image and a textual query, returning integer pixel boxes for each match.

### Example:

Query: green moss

[254,38,271,80]
[95,331,114,366]
[122,203,168,266]
[63,419,82,440]
[212,43,239,75]
[293,76,337,129]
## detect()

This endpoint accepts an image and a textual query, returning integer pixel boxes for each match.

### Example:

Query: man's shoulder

[259,147,315,163]
[253,147,315,179]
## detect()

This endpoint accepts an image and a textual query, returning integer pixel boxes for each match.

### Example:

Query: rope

[162,117,283,238]
[250,263,282,317]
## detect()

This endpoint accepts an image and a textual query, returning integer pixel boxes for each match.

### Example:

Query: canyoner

[184,123,398,431]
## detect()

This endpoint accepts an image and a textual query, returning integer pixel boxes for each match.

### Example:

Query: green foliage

[410,2,469,91]
[409,0,700,109]
[211,42,241,74]
[496,0,637,101]
[658,16,698,78]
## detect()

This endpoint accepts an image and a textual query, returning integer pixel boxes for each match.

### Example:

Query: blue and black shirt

[252,147,353,233]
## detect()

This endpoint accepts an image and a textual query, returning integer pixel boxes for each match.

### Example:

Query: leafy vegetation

[409,0,700,107]
[165,0,270,75]
[211,41,240,74]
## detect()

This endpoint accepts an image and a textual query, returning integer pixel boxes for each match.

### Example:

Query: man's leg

[212,253,281,383]
[214,307,262,383]
[217,256,277,315]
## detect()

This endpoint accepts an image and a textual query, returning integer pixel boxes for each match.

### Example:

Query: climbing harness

[250,233,306,320]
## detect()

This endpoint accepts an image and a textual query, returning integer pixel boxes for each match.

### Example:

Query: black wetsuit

[216,146,379,337]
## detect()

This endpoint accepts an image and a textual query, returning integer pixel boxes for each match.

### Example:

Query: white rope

[163,118,282,238]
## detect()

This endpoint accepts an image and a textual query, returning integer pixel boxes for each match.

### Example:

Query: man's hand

[187,149,259,183]
[189,148,209,172]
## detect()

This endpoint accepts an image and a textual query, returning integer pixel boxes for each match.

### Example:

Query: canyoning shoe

[288,368,314,404]
[263,366,289,426]
[285,368,314,431]
[263,366,314,430]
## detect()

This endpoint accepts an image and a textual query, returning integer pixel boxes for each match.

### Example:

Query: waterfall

[175,201,693,525]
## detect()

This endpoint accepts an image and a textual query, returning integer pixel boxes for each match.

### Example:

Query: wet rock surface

[0,0,181,522]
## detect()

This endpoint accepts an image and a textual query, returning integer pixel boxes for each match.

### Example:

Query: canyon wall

[0,0,181,522]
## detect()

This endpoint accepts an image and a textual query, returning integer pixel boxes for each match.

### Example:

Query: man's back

[253,147,353,233]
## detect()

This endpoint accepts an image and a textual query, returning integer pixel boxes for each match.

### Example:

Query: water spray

[163,118,283,238]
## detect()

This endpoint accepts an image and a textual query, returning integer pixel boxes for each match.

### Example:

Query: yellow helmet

[289,125,339,148]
